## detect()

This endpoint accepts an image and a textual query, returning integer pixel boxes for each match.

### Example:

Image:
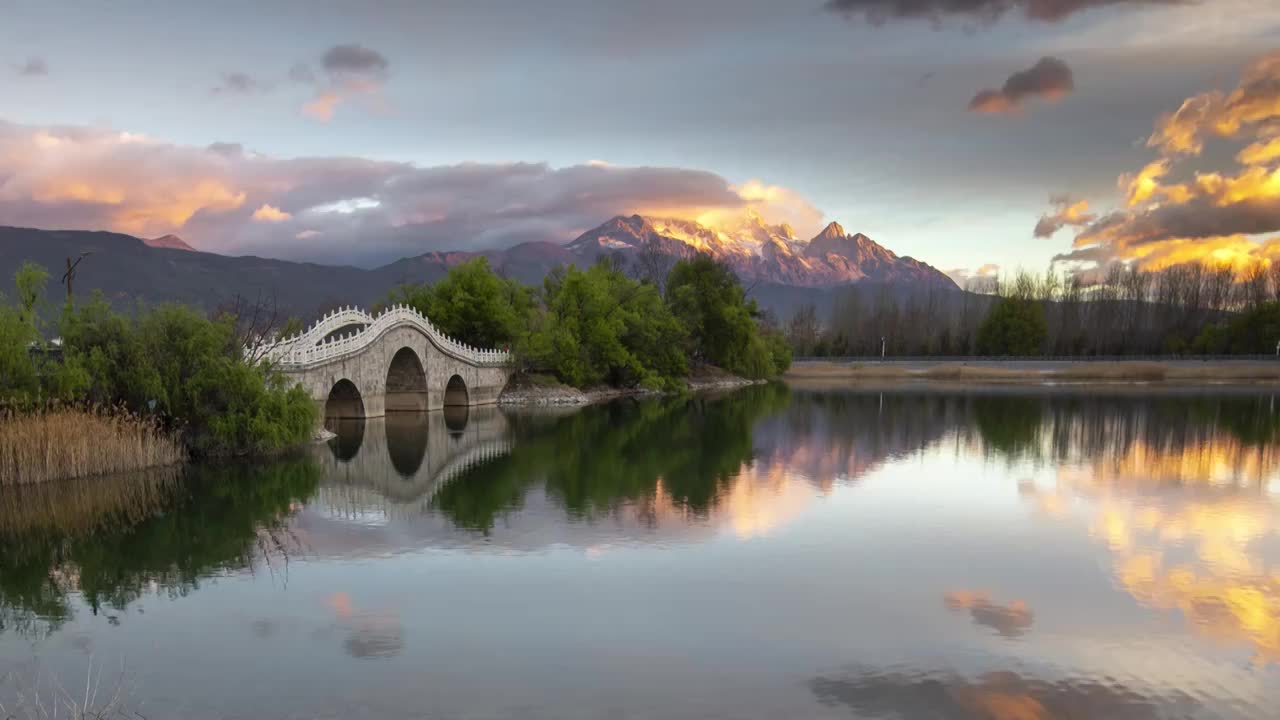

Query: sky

[1,0,1279,278]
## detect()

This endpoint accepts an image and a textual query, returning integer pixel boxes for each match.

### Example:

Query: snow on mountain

[566,214,956,289]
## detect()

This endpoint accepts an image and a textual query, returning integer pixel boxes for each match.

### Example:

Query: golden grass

[785,360,1280,383]
[0,406,185,487]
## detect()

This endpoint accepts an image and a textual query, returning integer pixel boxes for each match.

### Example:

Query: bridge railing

[257,304,512,368]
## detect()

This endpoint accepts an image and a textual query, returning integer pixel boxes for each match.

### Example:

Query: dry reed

[0,406,185,486]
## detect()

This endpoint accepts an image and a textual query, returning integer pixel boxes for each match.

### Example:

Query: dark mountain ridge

[1,216,958,321]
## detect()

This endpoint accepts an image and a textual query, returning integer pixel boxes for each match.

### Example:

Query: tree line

[786,262,1280,357]
[384,253,791,390]
[1,263,317,456]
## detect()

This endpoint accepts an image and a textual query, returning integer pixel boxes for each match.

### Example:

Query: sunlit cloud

[1034,195,1095,237]
[1052,50,1280,272]
[0,118,823,266]
[946,263,1000,289]
[252,203,292,222]
[298,43,391,122]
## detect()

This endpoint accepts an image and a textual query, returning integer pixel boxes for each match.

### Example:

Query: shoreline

[784,359,1280,385]
[497,373,766,407]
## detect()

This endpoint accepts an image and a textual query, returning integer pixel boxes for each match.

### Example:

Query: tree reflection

[429,384,791,532]
[0,457,321,637]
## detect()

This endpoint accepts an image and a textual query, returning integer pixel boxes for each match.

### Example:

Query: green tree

[521,262,687,389]
[385,258,531,348]
[976,297,1047,356]
[665,254,779,378]
[0,263,51,403]
[55,297,317,454]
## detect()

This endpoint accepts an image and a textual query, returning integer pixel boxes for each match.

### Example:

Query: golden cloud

[1053,50,1280,272]
[1,118,822,265]
[252,203,292,222]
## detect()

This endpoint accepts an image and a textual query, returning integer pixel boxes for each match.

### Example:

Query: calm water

[2,384,1279,719]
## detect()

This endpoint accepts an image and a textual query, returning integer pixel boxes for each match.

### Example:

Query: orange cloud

[1054,50,1280,272]
[1034,195,1095,237]
[303,91,342,121]
[252,203,292,222]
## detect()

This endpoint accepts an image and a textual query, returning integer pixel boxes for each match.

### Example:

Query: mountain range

[0,214,955,321]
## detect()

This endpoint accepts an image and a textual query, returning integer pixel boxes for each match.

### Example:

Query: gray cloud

[970,57,1074,114]
[321,44,389,83]
[207,141,245,157]
[212,72,263,95]
[825,0,1190,24]
[16,57,47,76]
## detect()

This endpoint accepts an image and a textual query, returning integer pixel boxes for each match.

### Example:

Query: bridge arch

[444,374,469,407]
[385,346,429,412]
[326,378,366,418]
[271,305,513,416]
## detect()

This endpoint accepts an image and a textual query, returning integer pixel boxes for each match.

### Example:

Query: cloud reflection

[811,666,1198,719]
[945,590,1035,638]
[325,591,404,660]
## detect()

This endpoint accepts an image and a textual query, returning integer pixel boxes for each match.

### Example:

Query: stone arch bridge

[262,305,514,418]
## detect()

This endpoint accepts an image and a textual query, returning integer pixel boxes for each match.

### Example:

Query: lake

[2,383,1279,719]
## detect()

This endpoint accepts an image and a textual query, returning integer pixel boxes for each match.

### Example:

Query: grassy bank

[0,407,185,486]
[785,360,1280,383]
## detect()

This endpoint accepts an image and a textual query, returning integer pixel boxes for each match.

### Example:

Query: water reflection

[944,591,1035,638]
[2,385,1279,718]
[0,458,320,637]
[811,666,1204,719]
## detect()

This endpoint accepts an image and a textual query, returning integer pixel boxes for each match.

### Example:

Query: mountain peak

[813,221,846,241]
[146,234,196,251]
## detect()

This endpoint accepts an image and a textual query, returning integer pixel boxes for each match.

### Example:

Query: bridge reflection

[318,406,514,504]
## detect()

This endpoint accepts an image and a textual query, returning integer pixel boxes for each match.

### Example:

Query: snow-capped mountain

[565,214,956,288]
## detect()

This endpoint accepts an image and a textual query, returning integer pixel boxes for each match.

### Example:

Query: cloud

[321,44,389,82]
[303,91,342,121]
[301,44,391,121]
[825,0,1188,25]
[1147,51,1280,157]
[969,57,1074,115]
[15,57,47,77]
[1034,194,1096,237]
[252,204,291,222]
[0,118,818,266]
[946,263,1000,290]
[207,142,245,157]
[212,72,263,95]
[944,590,1034,637]
[811,666,1194,719]
[1054,50,1280,272]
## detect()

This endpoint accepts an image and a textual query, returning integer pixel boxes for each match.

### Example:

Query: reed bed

[0,406,185,487]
